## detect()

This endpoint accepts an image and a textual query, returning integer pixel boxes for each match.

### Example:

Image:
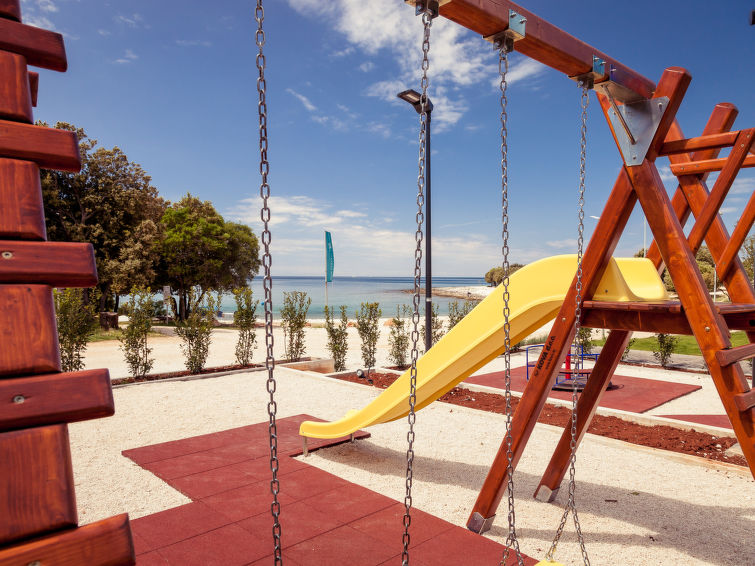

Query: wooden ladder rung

[671,153,755,176]
[659,131,740,156]
[734,389,755,412]
[0,16,67,72]
[715,344,755,367]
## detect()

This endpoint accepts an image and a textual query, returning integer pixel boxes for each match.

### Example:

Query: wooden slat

[0,0,20,21]
[0,369,114,431]
[0,514,134,566]
[659,131,740,156]
[0,17,67,72]
[0,285,60,377]
[671,153,755,175]
[0,159,46,240]
[734,390,755,412]
[0,241,98,287]
[718,190,755,279]
[0,119,80,171]
[0,51,32,122]
[413,0,655,99]
[0,425,76,544]
[687,129,755,252]
[28,70,38,106]
[715,344,755,367]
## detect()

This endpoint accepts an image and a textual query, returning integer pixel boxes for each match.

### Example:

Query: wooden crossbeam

[406,0,655,99]
[686,129,755,252]
[716,344,755,367]
[671,153,755,175]
[0,241,98,287]
[0,159,46,240]
[0,120,81,171]
[718,190,755,279]
[0,0,20,22]
[734,390,755,412]
[0,16,67,71]
[0,51,32,122]
[659,131,741,156]
[28,71,37,106]
[0,369,114,431]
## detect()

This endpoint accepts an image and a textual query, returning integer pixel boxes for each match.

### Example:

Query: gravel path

[69,368,754,565]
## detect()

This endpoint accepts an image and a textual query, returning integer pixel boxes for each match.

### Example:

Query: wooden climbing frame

[0,1,135,564]
[406,0,755,534]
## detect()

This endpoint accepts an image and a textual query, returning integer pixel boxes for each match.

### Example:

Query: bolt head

[13,395,25,404]
[1,251,12,259]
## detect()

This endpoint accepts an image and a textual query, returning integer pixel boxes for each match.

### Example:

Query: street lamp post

[398,88,433,353]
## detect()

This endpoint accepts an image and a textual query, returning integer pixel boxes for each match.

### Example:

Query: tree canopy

[484,263,524,286]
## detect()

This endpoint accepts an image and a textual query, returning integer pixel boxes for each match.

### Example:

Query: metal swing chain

[254,2,282,563]
[545,79,591,566]
[497,39,524,566]
[402,8,433,566]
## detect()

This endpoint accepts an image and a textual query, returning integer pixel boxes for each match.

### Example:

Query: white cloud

[286,88,317,112]
[114,49,138,64]
[359,61,375,72]
[35,0,58,13]
[367,122,391,138]
[115,13,144,28]
[330,46,355,58]
[731,176,755,195]
[176,39,212,48]
[719,207,738,214]
[658,165,677,183]
[546,239,577,249]
[98,29,111,36]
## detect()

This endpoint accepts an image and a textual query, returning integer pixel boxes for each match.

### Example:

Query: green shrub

[419,303,444,352]
[54,288,100,372]
[356,302,381,372]
[325,305,349,371]
[447,299,479,330]
[622,338,636,361]
[281,291,311,361]
[233,287,258,366]
[576,326,593,355]
[174,290,218,373]
[388,305,410,367]
[119,286,155,378]
[653,333,677,368]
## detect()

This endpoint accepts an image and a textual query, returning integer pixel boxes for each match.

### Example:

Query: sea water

[216,276,485,319]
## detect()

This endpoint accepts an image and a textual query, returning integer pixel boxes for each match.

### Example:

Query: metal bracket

[598,87,669,166]
[484,10,527,51]
[414,0,440,18]
[467,511,496,534]
[569,56,606,90]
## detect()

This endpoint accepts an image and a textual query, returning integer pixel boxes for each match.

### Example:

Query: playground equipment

[525,344,599,390]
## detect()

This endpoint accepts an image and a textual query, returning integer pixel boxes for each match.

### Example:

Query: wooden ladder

[0,1,134,564]
[468,66,755,532]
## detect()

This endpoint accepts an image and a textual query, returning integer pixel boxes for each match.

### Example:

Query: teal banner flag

[325,231,334,283]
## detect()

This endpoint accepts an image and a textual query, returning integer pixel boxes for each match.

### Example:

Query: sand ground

[72,326,755,564]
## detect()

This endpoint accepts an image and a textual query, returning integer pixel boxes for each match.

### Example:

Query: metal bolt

[705,326,710,332]
[510,12,517,18]
[13,395,25,404]
[27,561,40,566]
[1,251,12,259]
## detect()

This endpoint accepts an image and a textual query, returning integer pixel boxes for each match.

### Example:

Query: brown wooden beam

[715,344,755,368]
[0,120,81,171]
[671,153,755,176]
[0,369,114,431]
[718,190,755,279]
[409,0,655,99]
[28,70,38,107]
[0,51,32,122]
[0,241,98,287]
[0,17,67,72]
[734,390,755,412]
[0,0,20,22]
[0,425,76,545]
[0,514,134,566]
[0,159,46,240]
[687,129,755,252]
[659,131,741,156]
[0,285,60,377]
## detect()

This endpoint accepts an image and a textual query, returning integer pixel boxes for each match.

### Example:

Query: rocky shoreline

[401,285,493,300]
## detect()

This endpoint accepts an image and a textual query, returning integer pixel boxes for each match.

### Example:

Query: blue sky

[24,0,755,276]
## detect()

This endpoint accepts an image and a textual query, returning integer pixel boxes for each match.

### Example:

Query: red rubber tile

[280,466,351,502]
[301,482,396,524]
[412,525,538,565]
[135,550,169,565]
[658,414,732,429]
[132,532,152,556]
[349,502,454,548]
[286,524,398,566]
[467,367,701,413]
[248,552,304,565]
[376,554,435,566]
[204,440,269,462]
[238,500,343,548]
[169,463,261,500]
[228,452,308,480]
[145,450,238,481]
[203,480,296,522]
[157,523,268,566]
[130,502,233,552]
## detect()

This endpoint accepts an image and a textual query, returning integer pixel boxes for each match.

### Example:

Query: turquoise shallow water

[216,276,485,319]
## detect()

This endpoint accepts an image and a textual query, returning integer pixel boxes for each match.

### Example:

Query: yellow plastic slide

[299,255,667,439]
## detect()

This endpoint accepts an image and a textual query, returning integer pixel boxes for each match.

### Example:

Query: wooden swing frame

[0,0,752,563]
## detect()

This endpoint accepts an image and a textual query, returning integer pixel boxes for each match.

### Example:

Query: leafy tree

[652,333,677,368]
[484,263,524,286]
[419,303,444,352]
[174,290,218,373]
[158,194,260,319]
[740,235,755,282]
[356,302,381,374]
[119,287,155,378]
[280,291,310,361]
[233,287,258,366]
[388,305,410,368]
[54,288,99,372]
[575,326,593,355]
[40,122,165,310]
[324,305,349,371]
[447,299,479,330]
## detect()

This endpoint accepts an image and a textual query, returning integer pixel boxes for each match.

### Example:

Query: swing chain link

[496,40,524,566]
[545,78,591,566]
[255,2,282,563]
[402,7,433,566]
